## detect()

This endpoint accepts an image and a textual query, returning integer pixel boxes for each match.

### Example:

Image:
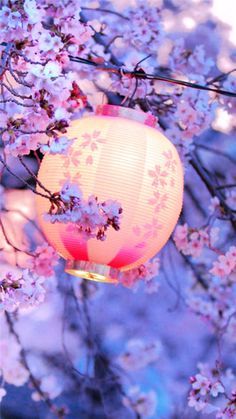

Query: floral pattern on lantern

[36,105,184,283]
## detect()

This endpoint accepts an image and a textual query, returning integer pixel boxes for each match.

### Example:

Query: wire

[69,55,236,98]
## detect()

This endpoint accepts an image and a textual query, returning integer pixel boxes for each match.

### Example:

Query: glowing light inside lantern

[36,105,184,283]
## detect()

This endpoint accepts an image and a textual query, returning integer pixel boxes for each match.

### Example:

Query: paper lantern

[36,105,183,283]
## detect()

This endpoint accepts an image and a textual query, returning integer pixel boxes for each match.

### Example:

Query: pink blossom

[124,3,164,54]
[192,373,211,396]
[38,33,63,53]
[41,136,73,155]
[24,0,43,24]
[118,339,161,371]
[210,248,236,278]
[28,244,59,277]
[173,223,188,252]
[169,38,214,76]
[226,190,236,211]
[174,224,219,258]
[46,182,122,241]
[60,181,83,203]
[0,337,29,386]
[210,381,225,397]
[123,386,157,418]
[188,392,207,411]
[209,197,221,214]
[0,270,46,312]
[32,375,62,401]
[3,362,30,386]
[119,257,160,290]
[31,62,62,80]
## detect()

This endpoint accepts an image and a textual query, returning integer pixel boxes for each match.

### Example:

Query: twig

[18,156,53,197]
[196,144,236,165]
[4,312,65,418]
[190,152,236,229]
[0,217,33,256]
[0,154,51,199]
[68,55,236,97]
[81,7,129,20]
[216,184,236,190]
[0,43,13,77]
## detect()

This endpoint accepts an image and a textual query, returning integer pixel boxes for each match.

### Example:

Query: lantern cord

[69,56,236,98]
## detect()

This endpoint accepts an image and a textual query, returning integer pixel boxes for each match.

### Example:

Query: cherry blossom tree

[0,0,236,418]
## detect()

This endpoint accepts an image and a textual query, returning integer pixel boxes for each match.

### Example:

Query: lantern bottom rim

[65,260,119,284]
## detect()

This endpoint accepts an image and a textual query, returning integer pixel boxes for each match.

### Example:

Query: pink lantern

[36,105,183,283]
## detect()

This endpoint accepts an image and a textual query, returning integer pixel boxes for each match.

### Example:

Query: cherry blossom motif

[81,130,106,151]
[85,155,93,165]
[62,149,83,169]
[135,241,146,249]
[143,218,162,239]
[148,165,168,188]
[170,177,175,187]
[148,191,168,213]
[133,218,163,241]
[162,149,177,173]
[79,130,106,165]
[133,225,142,236]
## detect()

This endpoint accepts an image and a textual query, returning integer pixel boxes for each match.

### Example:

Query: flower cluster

[0,269,46,312]
[210,246,236,280]
[123,386,157,418]
[169,39,214,76]
[118,257,160,291]
[40,136,73,155]
[187,272,236,336]
[188,363,236,417]
[0,1,92,156]
[46,181,122,241]
[32,375,62,402]
[173,89,216,141]
[118,339,161,371]
[0,336,29,388]
[174,223,219,258]
[28,243,59,277]
[124,3,164,54]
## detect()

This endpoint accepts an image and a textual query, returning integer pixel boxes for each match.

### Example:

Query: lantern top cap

[95,104,157,127]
